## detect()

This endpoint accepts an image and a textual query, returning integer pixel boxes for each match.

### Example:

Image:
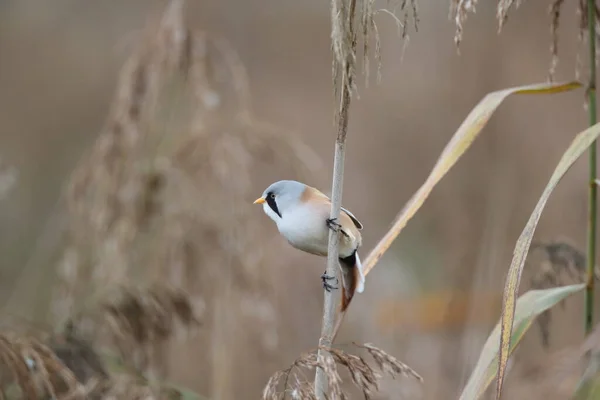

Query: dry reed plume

[0,283,202,399]
[450,0,599,80]
[0,332,85,399]
[263,343,422,400]
[508,322,600,399]
[527,240,600,348]
[41,0,324,397]
[58,0,317,313]
[62,284,202,375]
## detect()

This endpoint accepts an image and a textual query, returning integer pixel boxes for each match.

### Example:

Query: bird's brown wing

[341,206,363,230]
[303,186,363,230]
[303,186,363,312]
[339,254,361,312]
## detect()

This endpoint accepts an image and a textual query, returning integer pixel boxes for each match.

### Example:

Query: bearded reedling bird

[253,180,365,311]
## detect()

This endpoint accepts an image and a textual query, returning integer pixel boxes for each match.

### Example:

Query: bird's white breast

[275,204,329,256]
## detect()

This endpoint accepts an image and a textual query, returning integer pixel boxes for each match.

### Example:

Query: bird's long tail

[339,250,366,312]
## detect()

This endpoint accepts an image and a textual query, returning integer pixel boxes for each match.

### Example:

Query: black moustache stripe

[266,193,282,218]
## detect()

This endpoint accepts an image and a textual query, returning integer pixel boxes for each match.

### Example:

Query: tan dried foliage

[46,333,109,386]
[263,343,421,399]
[511,322,600,399]
[549,0,567,79]
[0,323,205,399]
[449,0,478,48]
[355,343,423,383]
[449,0,524,44]
[50,0,320,390]
[528,240,599,348]
[64,284,201,374]
[56,0,317,305]
[333,0,418,93]
[450,0,598,79]
[0,281,204,398]
[551,0,600,81]
[0,332,86,400]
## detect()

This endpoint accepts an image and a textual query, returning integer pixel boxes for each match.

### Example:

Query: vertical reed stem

[586,0,597,335]
[314,67,352,400]
[315,0,356,394]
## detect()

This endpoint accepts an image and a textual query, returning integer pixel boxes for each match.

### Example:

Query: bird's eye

[269,193,275,199]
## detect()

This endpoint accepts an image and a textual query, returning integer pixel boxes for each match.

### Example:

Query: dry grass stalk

[549,0,567,79]
[450,0,600,81]
[263,353,320,400]
[449,0,478,48]
[513,322,600,398]
[332,0,417,102]
[450,0,526,46]
[0,318,203,399]
[63,283,202,375]
[264,343,421,399]
[528,240,600,348]
[550,0,600,81]
[496,0,525,30]
[325,2,417,351]
[319,3,416,396]
[46,333,109,387]
[52,0,320,396]
[576,0,600,87]
[354,343,423,383]
[56,0,318,309]
[0,332,87,399]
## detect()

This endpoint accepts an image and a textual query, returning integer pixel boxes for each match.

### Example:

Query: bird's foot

[321,271,339,292]
[326,218,348,237]
[326,217,341,232]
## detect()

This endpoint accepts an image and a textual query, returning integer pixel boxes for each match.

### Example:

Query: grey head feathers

[260,180,306,220]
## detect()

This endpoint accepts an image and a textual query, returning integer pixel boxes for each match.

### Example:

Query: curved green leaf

[497,122,600,399]
[460,283,585,400]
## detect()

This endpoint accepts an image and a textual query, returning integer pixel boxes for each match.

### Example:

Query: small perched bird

[253,180,365,311]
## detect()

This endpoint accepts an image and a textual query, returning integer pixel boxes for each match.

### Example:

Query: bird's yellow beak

[254,197,266,205]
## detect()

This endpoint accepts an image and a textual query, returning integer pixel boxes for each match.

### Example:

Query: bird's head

[253,180,306,223]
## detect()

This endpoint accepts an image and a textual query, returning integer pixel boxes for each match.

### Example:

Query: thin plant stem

[314,69,353,400]
[314,0,356,394]
[586,0,597,335]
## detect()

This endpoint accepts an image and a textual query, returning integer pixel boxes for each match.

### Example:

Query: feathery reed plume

[53,0,320,396]
[56,0,318,312]
[528,240,600,348]
[451,0,600,80]
[549,0,566,80]
[0,332,86,399]
[46,332,109,386]
[264,343,421,399]
[354,343,423,383]
[450,0,529,45]
[449,0,477,48]
[0,324,203,399]
[550,0,600,81]
[63,284,202,375]
[512,322,600,399]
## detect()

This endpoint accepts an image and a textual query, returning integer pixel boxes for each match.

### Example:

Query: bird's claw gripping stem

[326,218,349,237]
[321,271,338,292]
[326,218,342,232]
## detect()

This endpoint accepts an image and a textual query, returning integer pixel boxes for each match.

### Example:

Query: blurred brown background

[0,0,595,398]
